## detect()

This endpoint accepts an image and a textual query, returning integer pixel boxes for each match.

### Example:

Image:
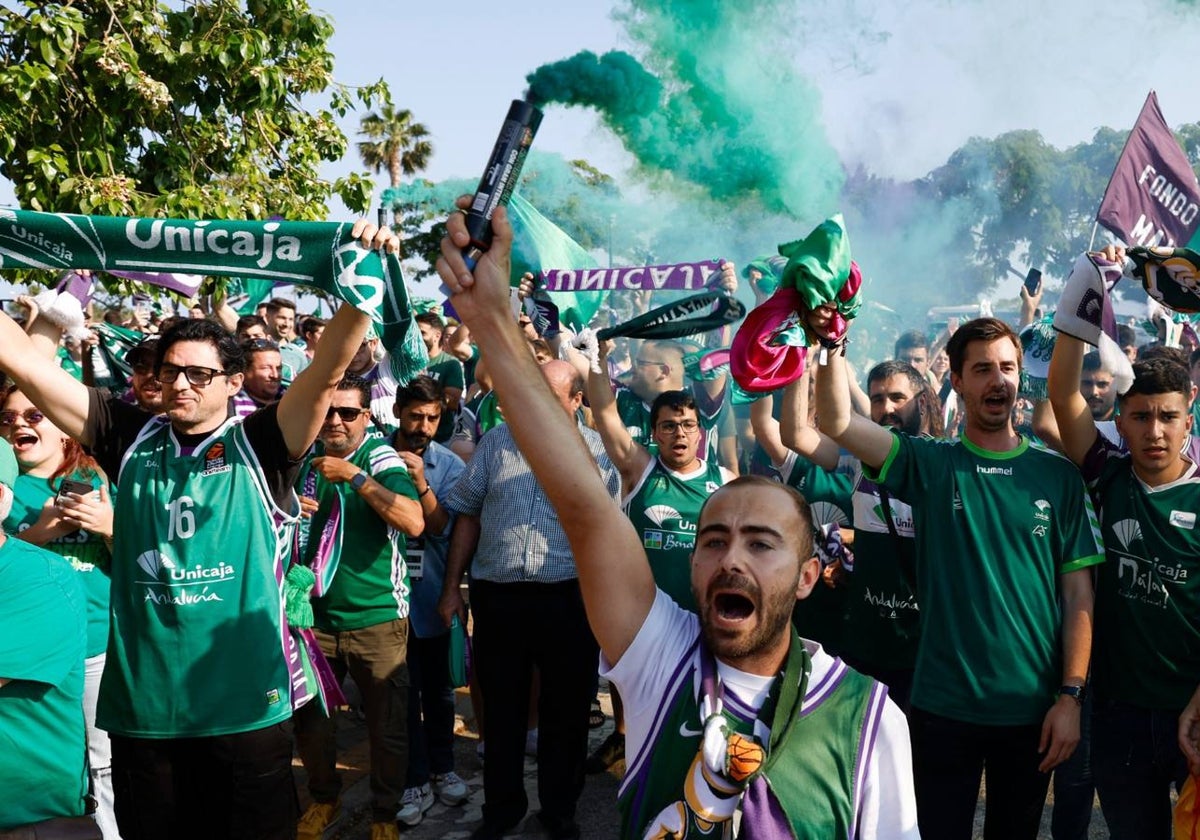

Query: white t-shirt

[602,589,921,840]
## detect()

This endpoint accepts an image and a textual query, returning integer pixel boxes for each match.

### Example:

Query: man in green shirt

[0,220,396,839]
[414,312,465,444]
[293,375,424,840]
[818,316,1101,840]
[1050,246,1200,840]
[0,438,90,832]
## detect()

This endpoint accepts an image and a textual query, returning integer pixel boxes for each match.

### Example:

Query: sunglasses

[155,365,229,387]
[242,338,280,352]
[325,406,367,422]
[0,408,46,426]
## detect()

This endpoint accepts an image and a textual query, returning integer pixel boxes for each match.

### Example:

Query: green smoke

[525,1,844,219]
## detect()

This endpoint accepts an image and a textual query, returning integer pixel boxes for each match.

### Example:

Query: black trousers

[470,578,599,831]
[110,721,297,840]
[908,706,1051,840]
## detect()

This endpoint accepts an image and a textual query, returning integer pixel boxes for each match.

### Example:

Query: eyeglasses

[325,406,367,422]
[155,365,228,387]
[130,362,154,376]
[0,408,45,426]
[656,419,700,435]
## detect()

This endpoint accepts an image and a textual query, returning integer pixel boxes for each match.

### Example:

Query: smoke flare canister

[461,99,543,268]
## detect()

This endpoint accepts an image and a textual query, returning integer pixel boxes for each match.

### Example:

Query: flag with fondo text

[0,208,426,380]
[1096,91,1200,250]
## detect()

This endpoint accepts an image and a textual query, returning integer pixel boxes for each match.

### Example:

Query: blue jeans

[1092,697,1188,840]
[405,628,457,787]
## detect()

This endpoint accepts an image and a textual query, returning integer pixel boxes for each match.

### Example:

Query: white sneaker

[395,783,434,827]
[432,771,469,806]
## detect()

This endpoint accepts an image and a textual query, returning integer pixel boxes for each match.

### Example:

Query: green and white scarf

[0,208,427,380]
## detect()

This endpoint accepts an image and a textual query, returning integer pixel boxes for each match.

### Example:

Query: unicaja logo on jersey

[645,504,683,528]
[1111,518,1143,551]
[135,548,234,606]
[1033,500,1051,522]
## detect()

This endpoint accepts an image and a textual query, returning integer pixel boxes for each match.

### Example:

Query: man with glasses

[0,221,396,839]
[585,341,734,774]
[121,337,163,413]
[293,375,424,840]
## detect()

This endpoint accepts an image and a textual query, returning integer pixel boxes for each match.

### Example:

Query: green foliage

[0,0,389,224]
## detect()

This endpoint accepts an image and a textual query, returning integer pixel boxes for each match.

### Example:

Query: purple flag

[540,260,723,292]
[1096,91,1200,249]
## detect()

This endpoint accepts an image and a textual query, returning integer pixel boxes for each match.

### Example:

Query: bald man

[438,360,621,840]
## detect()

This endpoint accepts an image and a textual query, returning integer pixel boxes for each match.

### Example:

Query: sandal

[588,698,606,730]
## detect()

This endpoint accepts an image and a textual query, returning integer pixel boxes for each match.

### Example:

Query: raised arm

[815,351,895,470]
[587,340,650,490]
[437,201,655,665]
[1047,333,1097,467]
[276,221,395,458]
[778,370,840,470]
[0,311,92,444]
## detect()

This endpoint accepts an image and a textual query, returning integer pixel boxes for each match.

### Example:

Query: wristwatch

[1058,684,1085,704]
[350,471,368,491]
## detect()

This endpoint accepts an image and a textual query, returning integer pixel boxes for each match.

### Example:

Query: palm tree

[357,104,433,187]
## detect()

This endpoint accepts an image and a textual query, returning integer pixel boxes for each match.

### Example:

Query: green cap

[0,438,17,490]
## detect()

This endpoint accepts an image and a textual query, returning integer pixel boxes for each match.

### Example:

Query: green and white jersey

[99,413,299,738]
[777,450,854,657]
[841,462,920,672]
[623,457,732,612]
[302,437,418,632]
[1083,434,1200,710]
[6,472,112,658]
[866,433,1104,726]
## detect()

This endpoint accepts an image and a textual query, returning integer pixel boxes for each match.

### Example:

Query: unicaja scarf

[0,208,427,380]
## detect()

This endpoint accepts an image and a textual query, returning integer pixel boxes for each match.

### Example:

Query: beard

[698,569,798,662]
[881,405,923,437]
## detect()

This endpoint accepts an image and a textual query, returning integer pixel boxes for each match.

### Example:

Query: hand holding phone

[56,478,95,502]
[1023,268,1043,297]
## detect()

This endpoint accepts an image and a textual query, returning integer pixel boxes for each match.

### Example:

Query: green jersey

[0,536,89,829]
[866,433,1104,725]
[6,472,112,657]
[99,412,298,738]
[1084,434,1200,710]
[778,451,854,656]
[840,463,920,671]
[624,457,731,611]
[302,437,418,631]
[423,352,465,443]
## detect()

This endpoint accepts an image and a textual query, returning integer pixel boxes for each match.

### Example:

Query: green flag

[507,194,606,332]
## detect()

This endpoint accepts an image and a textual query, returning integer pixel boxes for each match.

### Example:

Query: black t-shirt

[84,390,300,509]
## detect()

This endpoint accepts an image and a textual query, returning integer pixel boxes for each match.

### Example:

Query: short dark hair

[894,330,929,356]
[946,318,1021,376]
[867,360,925,394]
[698,476,814,562]
[336,374,371,408]
[1190,347,1200,369]
[414,312,444,331]
[235,314,266,333]
[1121,358,1193,404]
[1118,324,1138,350]
[240,338,280,361]
[1081,351,1109,374]
[394,375,444,414]
[156,319,244,375]
[1137,344,1188,366]
[650,390,699,428]
[265,297,296,314]
[301,316,326,336]
[125,337,159,368]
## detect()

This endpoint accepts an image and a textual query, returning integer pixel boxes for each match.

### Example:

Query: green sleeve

[1058,473,1106,575]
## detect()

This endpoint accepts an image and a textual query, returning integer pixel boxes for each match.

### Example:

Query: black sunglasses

[155,365,228,387]
[325,406,367,422]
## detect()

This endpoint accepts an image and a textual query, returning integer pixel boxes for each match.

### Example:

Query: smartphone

[1023,268,1043,297]
[56,478,95,501]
